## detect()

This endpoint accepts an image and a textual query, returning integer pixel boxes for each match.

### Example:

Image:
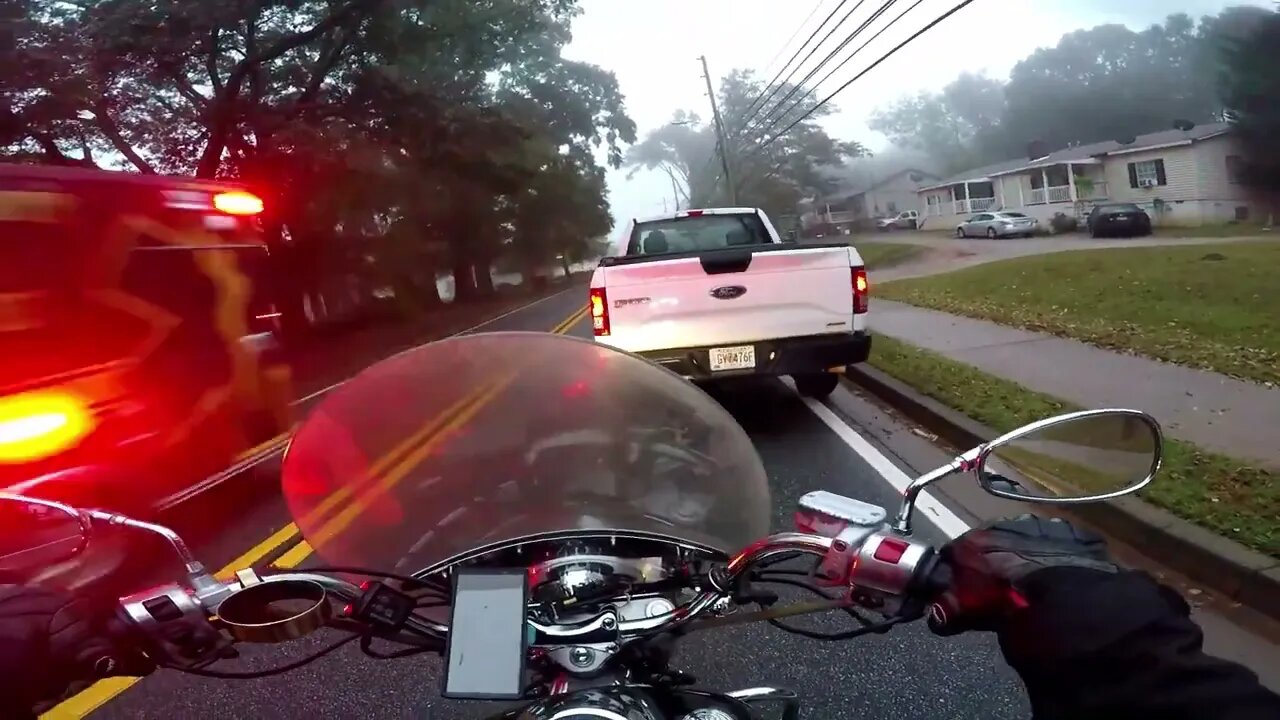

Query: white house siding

[918,188,967,230]
[865,173,924,217]
[1191,135,1267,223]
[1104,144,1203,225]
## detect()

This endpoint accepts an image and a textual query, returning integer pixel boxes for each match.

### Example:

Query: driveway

[863,233,1273,282]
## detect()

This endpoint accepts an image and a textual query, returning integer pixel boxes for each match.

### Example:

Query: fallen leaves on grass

[879,242,1280,385]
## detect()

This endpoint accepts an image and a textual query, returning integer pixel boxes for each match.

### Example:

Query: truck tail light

[589,287,610,336]
[0,391,94,464]
[852,267,869,314]
[213,191,264,216]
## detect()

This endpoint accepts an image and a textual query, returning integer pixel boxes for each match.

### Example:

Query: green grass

[868,334,1279,558]
[853,242,926,270]
[879,241,1280,384]
[1153,223,1272,238]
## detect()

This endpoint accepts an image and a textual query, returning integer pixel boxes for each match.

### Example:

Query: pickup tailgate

[599,245,856,353]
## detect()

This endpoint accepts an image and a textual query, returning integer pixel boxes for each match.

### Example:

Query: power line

[728,0,850,139]
[757,0,829,83]
[737,0,870,140]
[749,0,918,146]
[745,0,979,165]
[744,0,893,143]
[808,0,927,99]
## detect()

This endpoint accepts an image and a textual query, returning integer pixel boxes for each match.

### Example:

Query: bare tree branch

[198,0,384,176]
[206,28,222,94]
[94,101,156,173]
[29,131,77,166]
[297,29,350,105]
[165,71,209,110]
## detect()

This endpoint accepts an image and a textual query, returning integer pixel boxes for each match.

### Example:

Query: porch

[1018,161,1110,207]
[921,160,1110,222]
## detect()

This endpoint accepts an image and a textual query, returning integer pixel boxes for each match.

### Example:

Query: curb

[844,364,1280,622]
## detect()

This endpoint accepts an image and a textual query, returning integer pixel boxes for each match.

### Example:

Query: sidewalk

[871,300,1280,469]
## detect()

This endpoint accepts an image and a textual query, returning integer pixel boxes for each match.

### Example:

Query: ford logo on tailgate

[710,285,747,300]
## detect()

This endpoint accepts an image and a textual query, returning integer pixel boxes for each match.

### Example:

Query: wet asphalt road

[81,287,1030,720]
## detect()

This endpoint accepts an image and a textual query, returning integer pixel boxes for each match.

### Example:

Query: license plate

[1114,214,1128,220]
[709,345,756,372]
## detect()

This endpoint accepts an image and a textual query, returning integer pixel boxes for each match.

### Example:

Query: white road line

[290,287,579,407]
[796,390,971,539]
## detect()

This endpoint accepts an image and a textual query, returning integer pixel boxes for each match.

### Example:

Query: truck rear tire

[794,372,839,399]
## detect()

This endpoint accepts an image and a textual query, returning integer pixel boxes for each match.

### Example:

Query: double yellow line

[43,303,587,719]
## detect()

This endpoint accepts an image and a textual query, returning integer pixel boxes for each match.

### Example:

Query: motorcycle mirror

[889,409,1162,535]
[0,493,90,575]
[976,409,1162,504]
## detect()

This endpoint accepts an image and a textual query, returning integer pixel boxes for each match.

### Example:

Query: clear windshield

[280,332,771,572]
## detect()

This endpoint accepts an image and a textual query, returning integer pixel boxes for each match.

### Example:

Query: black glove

[927,515,1117,636]
[0,585,155,716]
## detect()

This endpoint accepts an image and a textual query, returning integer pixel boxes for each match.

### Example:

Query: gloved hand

[0,585,155,716]
[927,515,1117,636]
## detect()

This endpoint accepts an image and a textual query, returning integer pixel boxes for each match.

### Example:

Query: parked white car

[955,211,1038,238]
[588,207,870,399]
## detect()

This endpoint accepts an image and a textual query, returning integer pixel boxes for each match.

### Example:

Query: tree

[1219,7,1280,215]
[999,15,1221,155]
[2,0,635,322]
[509,151,611,279]
[628,69,867,220]
[868,8,1275,175]
[869,73,1004,175]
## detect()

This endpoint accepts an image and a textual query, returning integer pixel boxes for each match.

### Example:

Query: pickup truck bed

[589,208,869,397]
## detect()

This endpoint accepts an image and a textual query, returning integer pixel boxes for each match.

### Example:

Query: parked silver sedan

[955,211,1038,238]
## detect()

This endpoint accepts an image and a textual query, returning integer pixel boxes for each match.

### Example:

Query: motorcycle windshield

[280,332,771,573]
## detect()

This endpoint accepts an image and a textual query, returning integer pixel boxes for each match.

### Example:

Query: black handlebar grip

[917,556,967,637]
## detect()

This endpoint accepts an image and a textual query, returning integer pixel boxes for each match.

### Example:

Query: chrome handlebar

[121,528,939,654]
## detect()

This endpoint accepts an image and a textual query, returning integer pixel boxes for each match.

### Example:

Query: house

[801,168,941,230]
[916,122,1266,230]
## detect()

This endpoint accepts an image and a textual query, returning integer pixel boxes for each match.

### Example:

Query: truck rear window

[626,213,770,256]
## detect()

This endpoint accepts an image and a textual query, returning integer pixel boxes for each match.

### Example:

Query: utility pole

[699,55,738,206]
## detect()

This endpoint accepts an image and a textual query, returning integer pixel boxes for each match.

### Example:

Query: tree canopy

[1220,7,1280,199]
[869,6,1273,175]
[626,69,868,221]
[1,0,635,326]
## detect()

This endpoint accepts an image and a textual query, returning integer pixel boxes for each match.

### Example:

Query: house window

[887,201,898,213]
[1128,159,1167,188]
[1226,155,1245,184]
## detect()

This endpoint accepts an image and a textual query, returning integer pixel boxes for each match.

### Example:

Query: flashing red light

[852,267,869,314]
[213,191,264,216]
[0,391,94,464]
[683,210,704,217]
[588,288,610,336]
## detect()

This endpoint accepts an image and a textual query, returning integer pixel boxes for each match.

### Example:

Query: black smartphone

[442,569,529,699]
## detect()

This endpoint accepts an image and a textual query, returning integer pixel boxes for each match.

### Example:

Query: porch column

[1040,168,1049,201]
[1017,176,1024,206]
[998,177,1007,208]
[962,181,971,213]
[1067,164,1078,203]
[824,203,830,222]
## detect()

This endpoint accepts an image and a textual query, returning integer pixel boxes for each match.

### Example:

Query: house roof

[918,158,1035,191]
[917,122,1231,192]
[816,167,940,204]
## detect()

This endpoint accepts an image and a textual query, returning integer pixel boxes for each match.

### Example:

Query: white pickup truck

[587,207,870,398]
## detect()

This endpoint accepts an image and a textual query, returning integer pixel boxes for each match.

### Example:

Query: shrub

[1050,212,1079,234]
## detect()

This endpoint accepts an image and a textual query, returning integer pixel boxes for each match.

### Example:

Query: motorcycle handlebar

[116,529,947,663]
